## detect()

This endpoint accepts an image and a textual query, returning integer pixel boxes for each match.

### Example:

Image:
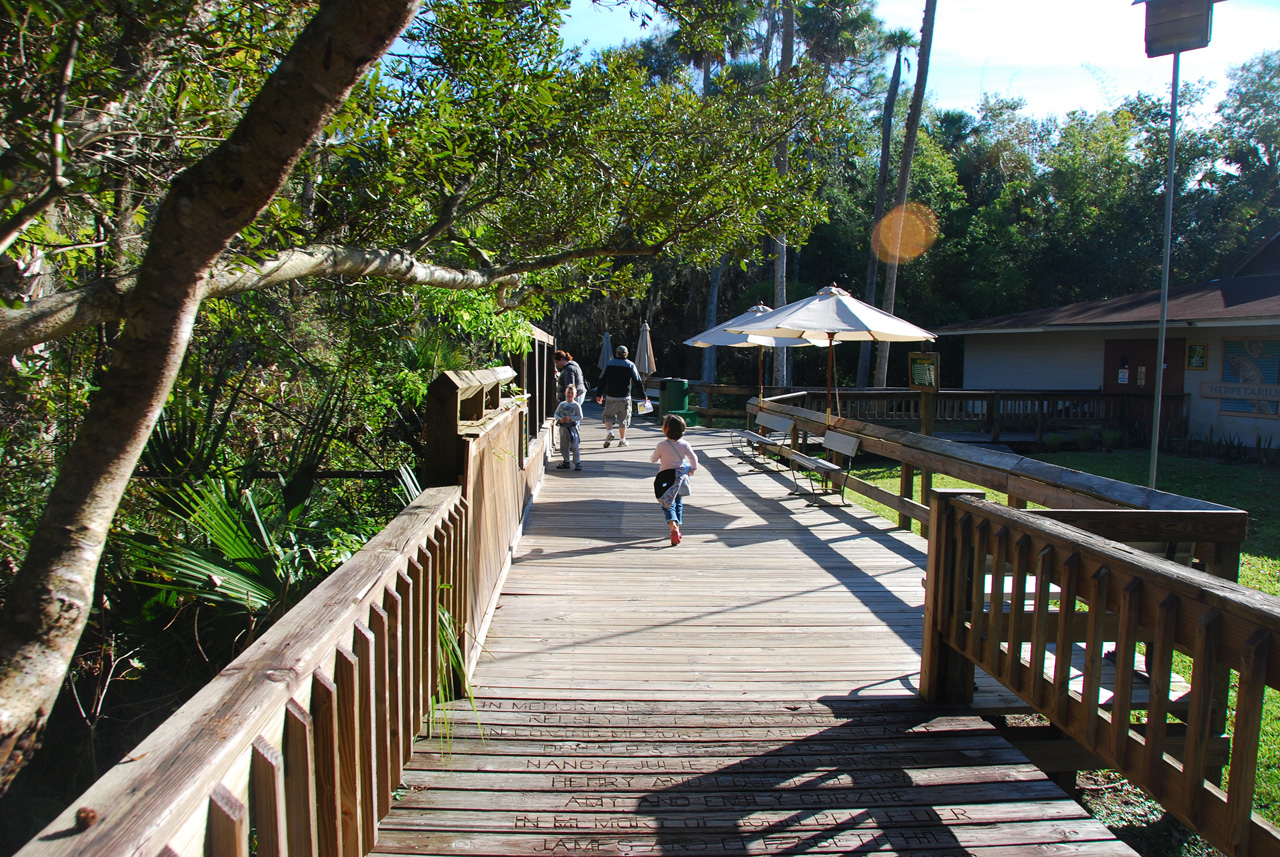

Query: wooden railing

[741,396,1268,855]
[691,383,1189,439]
[17,380,549,857]
[922,490,1280,857]
[795,388,1190,441]
[750,397,1235,554]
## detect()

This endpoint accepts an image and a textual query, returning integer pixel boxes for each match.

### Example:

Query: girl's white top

[650,438,699,472]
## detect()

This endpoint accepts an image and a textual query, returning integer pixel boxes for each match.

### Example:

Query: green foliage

[124,481,295,617]
[1041,432,1068,452]
[1070,427,1096,452]
[428,598,479,749]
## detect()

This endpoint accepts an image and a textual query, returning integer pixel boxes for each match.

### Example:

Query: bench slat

[823,432,860,457]
[754,412,794,434]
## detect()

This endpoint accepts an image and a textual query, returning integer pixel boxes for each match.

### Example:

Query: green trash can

[659,378,689,418]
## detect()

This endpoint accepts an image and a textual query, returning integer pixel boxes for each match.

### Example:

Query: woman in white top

[650,414,699,546]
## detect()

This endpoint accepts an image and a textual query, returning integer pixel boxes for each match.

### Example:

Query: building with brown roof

[937,230,1280,443]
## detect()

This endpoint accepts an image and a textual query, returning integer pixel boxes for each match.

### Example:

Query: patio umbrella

[727,286,935,422]
[634,321,657,377]
[684,304,818,399]
[596,332,613,376]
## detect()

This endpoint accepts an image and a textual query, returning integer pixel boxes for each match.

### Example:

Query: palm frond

[140,365,247,486]
[125,534,277,613]
[395,463,424,506]
[281,379,348,520]
[175,482,278,578]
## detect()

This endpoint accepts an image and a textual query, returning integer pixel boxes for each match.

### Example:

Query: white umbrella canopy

[726,286,936,422]
[725,286,935,343]
[685,304,818,399]
[684,304,820,349]
[634,322,657,376]
[596,331,613,375]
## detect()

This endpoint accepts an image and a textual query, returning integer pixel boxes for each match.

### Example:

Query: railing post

[920,390,935,509]
[1207,537,1241,785]
[898,463,915,531]
[921,489,983,704]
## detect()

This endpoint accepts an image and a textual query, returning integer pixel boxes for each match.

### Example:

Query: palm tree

[856,26,916,388]
[931,108,979,153]
[873,0,936,388]
[796,0,877,90]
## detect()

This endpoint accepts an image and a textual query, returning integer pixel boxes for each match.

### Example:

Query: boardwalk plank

[374,417,1136,857]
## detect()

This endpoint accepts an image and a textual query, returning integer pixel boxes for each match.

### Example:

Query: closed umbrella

[727,286,935,422]
[634,322,657,377]
[685,304,818,399]
[596,332,613,376]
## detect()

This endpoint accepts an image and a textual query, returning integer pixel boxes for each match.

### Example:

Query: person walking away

[594,344,648,447]
[554,385,584,470]
[651,414,698,545]
[554,350,587,402]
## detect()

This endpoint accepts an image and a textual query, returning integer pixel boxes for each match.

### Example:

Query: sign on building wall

[1199,338,1280,417]
[1186,342,1207,370]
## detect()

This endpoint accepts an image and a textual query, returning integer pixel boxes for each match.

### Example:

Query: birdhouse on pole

[1131,0,1219,58]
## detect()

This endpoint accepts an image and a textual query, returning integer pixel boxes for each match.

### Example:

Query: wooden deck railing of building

[16,367,550,857]
[922,490,1280,857]
[689,383,1189,440]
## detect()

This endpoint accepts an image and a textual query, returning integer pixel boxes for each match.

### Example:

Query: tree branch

[402,172,478,254]
[1,239,667,356]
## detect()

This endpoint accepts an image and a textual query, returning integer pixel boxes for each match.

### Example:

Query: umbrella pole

[758,347,764,401]
[826,334,834,426]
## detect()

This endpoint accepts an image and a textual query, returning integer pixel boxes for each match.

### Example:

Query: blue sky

[561,0,1280,118]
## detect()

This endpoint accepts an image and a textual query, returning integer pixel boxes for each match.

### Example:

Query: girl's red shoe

[670,529,681,546]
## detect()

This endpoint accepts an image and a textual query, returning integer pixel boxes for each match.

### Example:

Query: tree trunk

[701,259,723,405]
[857,46,904,388]
[0,0,419,796]
[874,0,936,388]
[700,54,717,405]
[771,0,794,387]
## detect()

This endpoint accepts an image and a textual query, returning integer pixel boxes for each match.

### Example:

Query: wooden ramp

[376,415,1137,856]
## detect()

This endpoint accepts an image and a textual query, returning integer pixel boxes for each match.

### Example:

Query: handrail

[750,398,1236,549]
[788,387,1190,440]
[688,382,1188,436]
[17,399,548,857]
[921,491,1279,857]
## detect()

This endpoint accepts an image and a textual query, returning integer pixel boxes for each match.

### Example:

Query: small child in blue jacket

[554,385,584,470]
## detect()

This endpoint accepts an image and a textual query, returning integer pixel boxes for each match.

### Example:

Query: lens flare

[871,202,938,263]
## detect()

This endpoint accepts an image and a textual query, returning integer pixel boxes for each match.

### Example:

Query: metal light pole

[1132,0,1220,489]
[1148,54,1178,489]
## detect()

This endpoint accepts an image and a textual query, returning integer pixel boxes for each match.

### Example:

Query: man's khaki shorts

[602,397,632,427]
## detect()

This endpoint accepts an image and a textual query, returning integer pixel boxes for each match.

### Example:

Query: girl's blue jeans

[663,496,683,526]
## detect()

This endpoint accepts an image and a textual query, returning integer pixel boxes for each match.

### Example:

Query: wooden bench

[789,431,861,506]
[730,411,794,464]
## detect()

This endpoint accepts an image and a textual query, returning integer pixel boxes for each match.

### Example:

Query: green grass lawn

[845,449,1280,824]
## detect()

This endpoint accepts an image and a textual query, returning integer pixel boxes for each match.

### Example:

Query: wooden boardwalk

[376,414,1138,856]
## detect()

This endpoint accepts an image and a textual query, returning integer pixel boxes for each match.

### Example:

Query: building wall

[958,326,1280,445]
[1185,326,1280,445]
[961,331,1110,390]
